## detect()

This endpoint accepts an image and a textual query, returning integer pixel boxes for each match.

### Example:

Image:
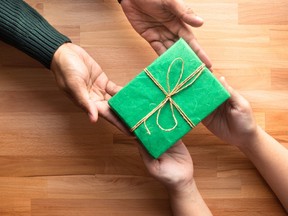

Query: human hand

[120,0,212,68]
[51,43,127,132]
[138,140,194,193]
[202,77,258,148]
[138,142,213,215]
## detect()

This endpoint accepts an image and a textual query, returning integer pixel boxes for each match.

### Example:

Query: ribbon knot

[130,57,205,135]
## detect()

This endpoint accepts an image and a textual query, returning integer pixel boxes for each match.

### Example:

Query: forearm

[239,126,288,212]
[0,0,71,68]
[168,181,213,216]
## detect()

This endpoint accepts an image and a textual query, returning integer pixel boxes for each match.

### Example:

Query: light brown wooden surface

[0,0,288,215]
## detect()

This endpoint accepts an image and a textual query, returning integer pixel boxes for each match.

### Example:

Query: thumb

[95,101,131,134]
[219,76,250,110]
[165,0,204,27]
[68,81,99,122]
[86,100,99,123]
[136,142,156,169]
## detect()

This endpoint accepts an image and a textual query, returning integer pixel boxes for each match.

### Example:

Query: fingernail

[195,15,204,22]
[89,113,98,123]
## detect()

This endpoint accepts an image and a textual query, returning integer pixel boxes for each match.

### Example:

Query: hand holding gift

[202,77,258,148]
[109,38,230,158]
[119,0,212,68]
[138,77,288,214]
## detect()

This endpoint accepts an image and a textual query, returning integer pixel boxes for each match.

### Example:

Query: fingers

[219,76,242,107]
[164,0,212,67]
[185,37,212,68]
[95,101,131,135]
[148,31,212,68]
[66,80,99,123]
[165,0,204,27]
[171,140,185,149]
[219,76,233,93]
[87,103,98,122]
[105,80,122,96]
[165,140,192,161]
[219,76,251,110]
[142,29,181,57]
[183,7,204,27]
[137,142,154,164]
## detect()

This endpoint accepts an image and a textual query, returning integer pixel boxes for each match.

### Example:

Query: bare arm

[138,141,212,216]
[239,126,288,212]
[203,77,288,212]
[168,180,212,216]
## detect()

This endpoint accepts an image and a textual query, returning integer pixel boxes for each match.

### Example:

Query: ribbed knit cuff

[0,0,71,69]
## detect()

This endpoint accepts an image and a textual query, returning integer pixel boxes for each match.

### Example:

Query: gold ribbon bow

[130,57,205,134]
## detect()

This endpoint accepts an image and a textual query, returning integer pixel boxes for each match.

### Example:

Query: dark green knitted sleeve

[0,0,71,68]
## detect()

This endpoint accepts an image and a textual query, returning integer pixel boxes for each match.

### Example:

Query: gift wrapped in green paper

[108,38,230,158]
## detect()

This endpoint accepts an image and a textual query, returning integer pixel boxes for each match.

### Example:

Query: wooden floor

[0,0,288,215]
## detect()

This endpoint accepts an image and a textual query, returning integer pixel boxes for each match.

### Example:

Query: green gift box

[108,38,230,158]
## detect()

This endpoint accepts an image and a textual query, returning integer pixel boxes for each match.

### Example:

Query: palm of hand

[140,141,193,189]
[63,49,104,95]
[121,0,183,53]
[202,96,257,147]
[52,44,110,111]
[202,102,236,144]
[51,43,126,131]
[121,0,211,66]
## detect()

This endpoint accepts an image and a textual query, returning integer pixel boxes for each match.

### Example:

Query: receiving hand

[138,140,194,193]
[202,77,257,147]
[51,43,127,132]
[120,0,212,68]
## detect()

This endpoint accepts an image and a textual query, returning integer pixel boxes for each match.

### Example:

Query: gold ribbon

[130,57,206,134]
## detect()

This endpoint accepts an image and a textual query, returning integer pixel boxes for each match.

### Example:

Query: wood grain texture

[0,0,288,215]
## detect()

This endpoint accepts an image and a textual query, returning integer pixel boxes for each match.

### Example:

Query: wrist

[167,178,198,200]
[168,179,213,216]
[237,125,263,153]
[232,121,259,149]
[51,42,72,73]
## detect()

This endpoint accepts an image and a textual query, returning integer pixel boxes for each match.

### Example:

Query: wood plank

[239,1,288,25]
[0,0,287,215]
[31,199,172,216]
